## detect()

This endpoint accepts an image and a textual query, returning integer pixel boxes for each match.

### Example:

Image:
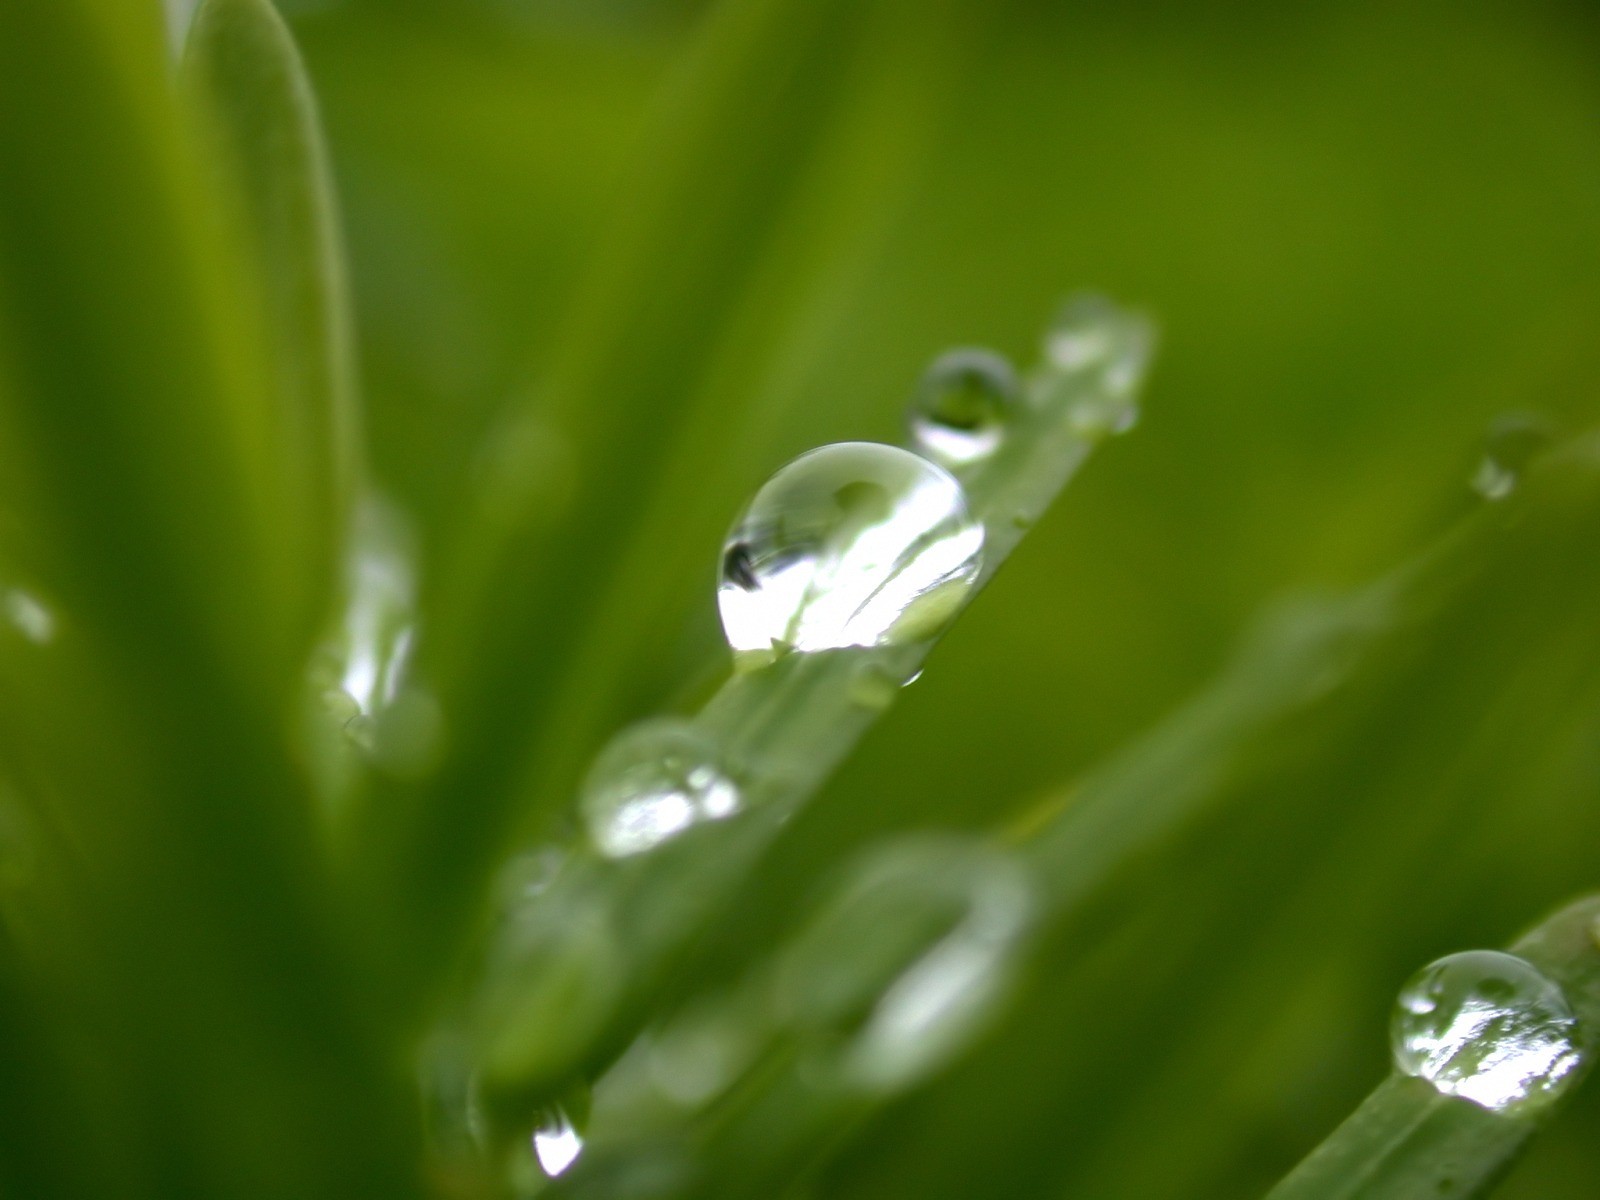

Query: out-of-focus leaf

[184,0,362,611]
[0,0,330,711]
[0,4,422,1198]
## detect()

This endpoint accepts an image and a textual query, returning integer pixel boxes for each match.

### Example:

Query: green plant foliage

[2,0,1600,1198]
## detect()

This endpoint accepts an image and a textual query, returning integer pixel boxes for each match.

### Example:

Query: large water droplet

[773,836,1034,1093]
[1471,412,1554,501]
[1391,949,1581,1113]
[718,443,984,660]
[908,348,1021,466]
[581,720,742,859]
[532,1107,584,1178]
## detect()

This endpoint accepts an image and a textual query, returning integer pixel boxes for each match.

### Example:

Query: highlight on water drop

[532,1106,584,1178]
[1471,411,1554,501]
[1390,948,1582,1113]
[717,443,984,661]
[581,719,742,859]
[907,347,1021,466]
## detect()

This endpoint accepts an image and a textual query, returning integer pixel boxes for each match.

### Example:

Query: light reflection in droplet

[582,721,742,859]
[1392,949,1581,1113]
[532,1108,583,1178]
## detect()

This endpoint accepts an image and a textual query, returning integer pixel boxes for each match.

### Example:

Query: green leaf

[0,0,329,709]
[184,0,363,609]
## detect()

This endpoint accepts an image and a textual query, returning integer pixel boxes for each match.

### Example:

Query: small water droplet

[532,1107,583,1178]
[582,720,742,859]
[2,589,55,644]
[718,443,984,660]
[1391,949,1581,1113]
[648,1004,760,1109]
[773,836,1034,1094]
[310,494,420,725]
[907,348,1021,466]
[1471,412,1554,501]
[1035,294,1153,437]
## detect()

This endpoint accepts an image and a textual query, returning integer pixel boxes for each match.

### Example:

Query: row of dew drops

[587,296,1144,863]
[511,298,1144,1187]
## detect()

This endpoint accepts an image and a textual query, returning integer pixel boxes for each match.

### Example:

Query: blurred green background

[5,0,1600,1195]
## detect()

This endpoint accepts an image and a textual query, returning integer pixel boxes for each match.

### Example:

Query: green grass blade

[0,0,327,706]
[1266,896,1600,1200]
[0,4,422,1196]
[184,0,362,609]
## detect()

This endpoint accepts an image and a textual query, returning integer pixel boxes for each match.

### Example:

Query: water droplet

[581,720,742,859]
[496,848,566,910]
[773,836,1034,1094]
[718,443,984,660]
[2,589,55,644]
[648,1003,761,1109]
[532,1107,584,1178]
[310,494,419,724]
[907,348,1021,466]
[1471,412,1554,501]
[1034,294,1153,436]
[1391,949,1581,1113]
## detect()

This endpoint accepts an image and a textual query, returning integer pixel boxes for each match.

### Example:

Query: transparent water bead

[773,836,1035,1094]
[718,443,984,658]
[532,1107,584,1178]
[908,348,1021,466]
[1391,949,1581,1113]
[581,720,741,859]
[2,589,55,644]
[1471,412,1554,501]
[1036,293,1153,436]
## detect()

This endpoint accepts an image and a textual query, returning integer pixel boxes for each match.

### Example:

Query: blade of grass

[184,0,363,614]
[0,4,422,1196]
[0,0,326,708]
